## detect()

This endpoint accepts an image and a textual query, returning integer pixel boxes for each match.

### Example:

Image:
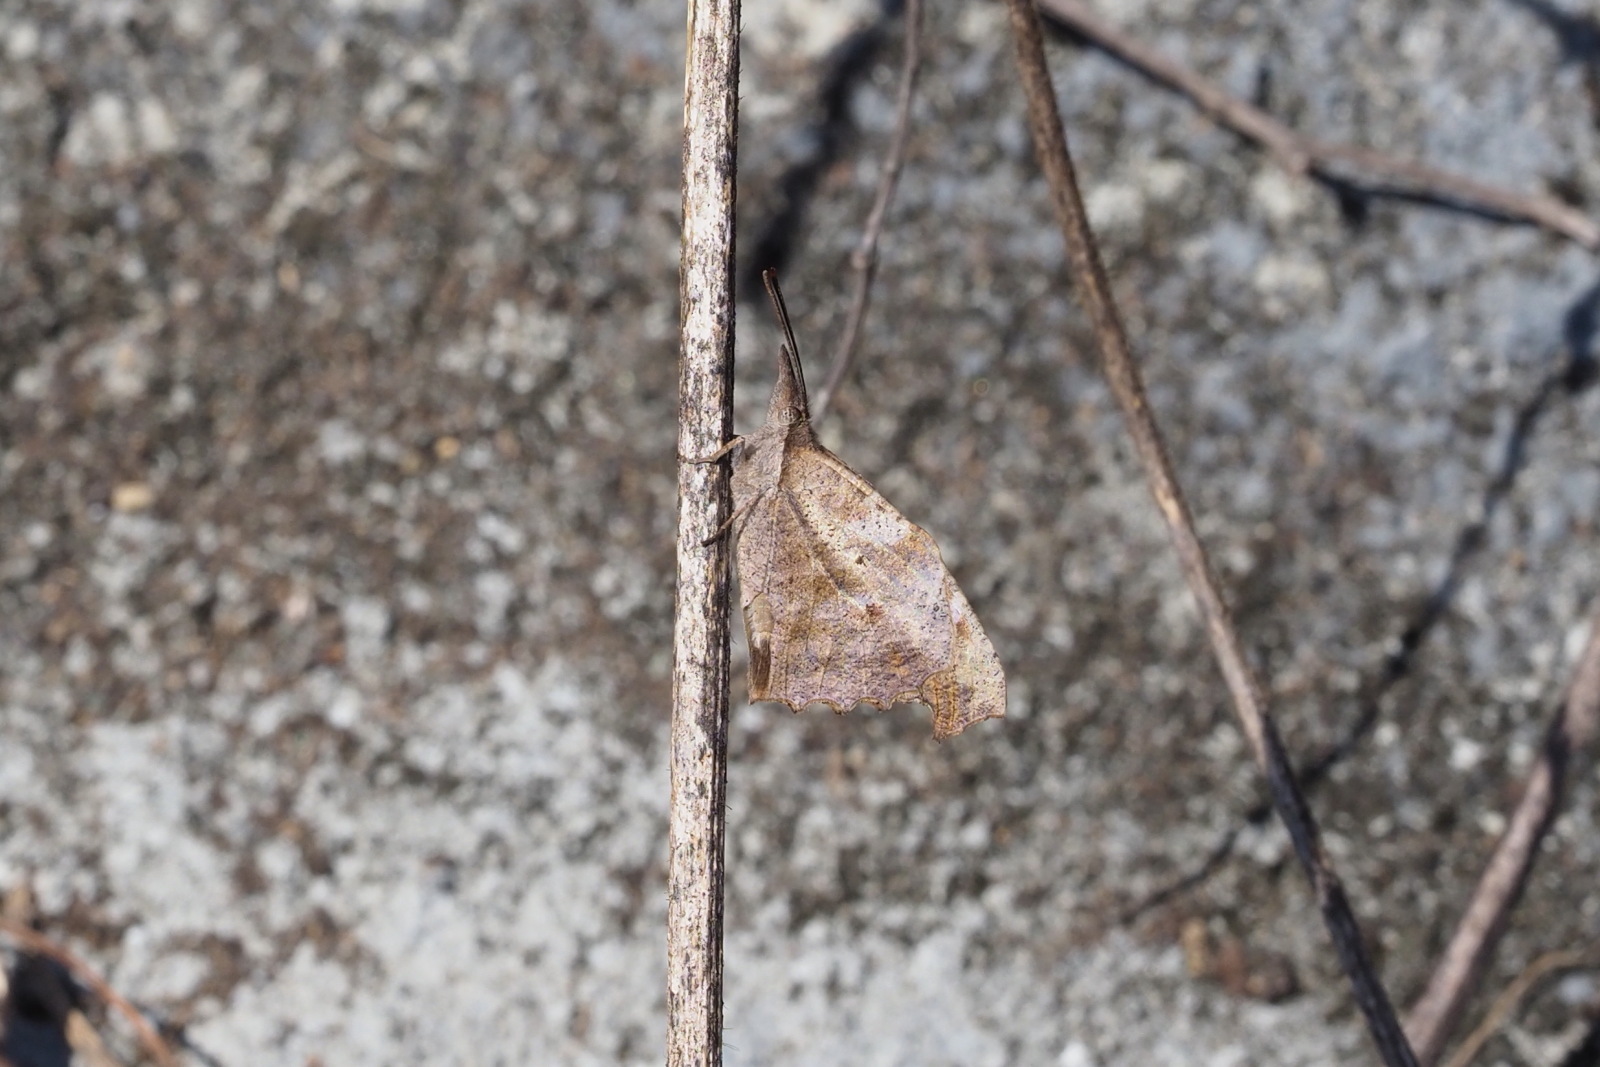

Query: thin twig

[1035,0,1600,250]
[1438,947,1600,1067]
[998,2,1419,1064]
[0,917,178,1067]
[1405,612,1600,1066]
[811,0,924,425]
[669,0,740,1063]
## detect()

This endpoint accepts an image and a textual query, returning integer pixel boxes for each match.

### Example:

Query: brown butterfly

[699,271,1005,739]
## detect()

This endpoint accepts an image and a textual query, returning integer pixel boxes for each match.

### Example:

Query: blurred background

[2,0,1599,1063]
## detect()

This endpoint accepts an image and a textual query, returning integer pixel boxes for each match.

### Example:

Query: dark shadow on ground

[742,0,904,301]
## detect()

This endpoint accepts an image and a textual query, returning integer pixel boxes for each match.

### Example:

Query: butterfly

[697,271,1005,739]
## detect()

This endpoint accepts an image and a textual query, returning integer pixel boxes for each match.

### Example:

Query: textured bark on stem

[668,0,740,1063]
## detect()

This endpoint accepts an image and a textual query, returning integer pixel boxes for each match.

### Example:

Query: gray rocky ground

[1,0,1599,1064]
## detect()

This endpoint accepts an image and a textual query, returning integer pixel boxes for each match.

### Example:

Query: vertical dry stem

[1406,614,1600,1066]
[669,0,741,1063]
[998,2,1417,1064]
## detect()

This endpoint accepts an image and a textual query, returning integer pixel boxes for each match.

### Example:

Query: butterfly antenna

[761,268,809,416]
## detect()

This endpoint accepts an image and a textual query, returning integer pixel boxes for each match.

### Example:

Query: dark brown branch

[1035,0,1600,250]
[1406,611,1600,1066]
[0,917,178,1067]
[669,0,740,1063]
[998,2,1418,1064]
[811,0,924,425]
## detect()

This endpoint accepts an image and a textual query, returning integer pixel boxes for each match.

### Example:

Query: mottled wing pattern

[918,580,1006,739]
[739,440,1004,739]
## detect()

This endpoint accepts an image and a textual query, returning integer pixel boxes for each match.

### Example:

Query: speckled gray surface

[1,0,1598,1064]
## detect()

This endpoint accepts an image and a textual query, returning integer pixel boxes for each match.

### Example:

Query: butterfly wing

[736,439,1005,739]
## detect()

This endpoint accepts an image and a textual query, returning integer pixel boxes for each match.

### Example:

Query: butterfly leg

[684,435,743,465]
[699,492,760,547]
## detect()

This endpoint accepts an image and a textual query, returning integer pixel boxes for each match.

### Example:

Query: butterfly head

[767,343,811,427]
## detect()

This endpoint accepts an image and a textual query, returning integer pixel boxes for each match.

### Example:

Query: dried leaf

[706,273,1005,740]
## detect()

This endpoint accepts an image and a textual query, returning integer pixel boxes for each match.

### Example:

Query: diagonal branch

[668,0,741,1063]
[998,1,1418,1064]
[1405,610,1600,1066]
[811,0,924,426]
[1035,0,1600,250]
